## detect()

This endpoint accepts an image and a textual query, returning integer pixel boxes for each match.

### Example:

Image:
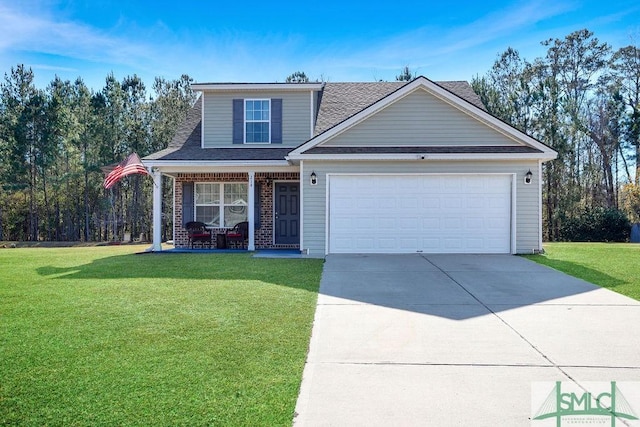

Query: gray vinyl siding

[323,89,522,147]
[203,91,312,147]
[302,160,540,257]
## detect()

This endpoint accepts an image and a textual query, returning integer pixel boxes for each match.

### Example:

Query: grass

[0,246,324,426]
[524,242,640,301]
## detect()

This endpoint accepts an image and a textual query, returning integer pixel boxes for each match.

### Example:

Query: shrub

[620,183,640,223]
[559,208,630,242]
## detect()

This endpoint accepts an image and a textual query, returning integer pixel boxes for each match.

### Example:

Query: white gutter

[191,83,324,91]
[286,153,558,162]
[144,164,298,175]
[143,160,292,168]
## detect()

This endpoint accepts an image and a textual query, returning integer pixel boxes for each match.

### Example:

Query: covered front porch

[149,169,300,252]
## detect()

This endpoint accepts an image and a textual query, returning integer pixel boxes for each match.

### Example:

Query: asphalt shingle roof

[144,95,202,161]
[144,80,489,162]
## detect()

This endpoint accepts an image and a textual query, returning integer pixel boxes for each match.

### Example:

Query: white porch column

[151,168,162,252]
[248,171,255,251]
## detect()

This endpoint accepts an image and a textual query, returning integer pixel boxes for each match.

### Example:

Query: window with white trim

[195,183,247,227]
[245,99,270,143]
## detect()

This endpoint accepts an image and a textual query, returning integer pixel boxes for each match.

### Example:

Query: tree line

[0,66,196,242]
[2,29,638,243]
[472,29,640,241]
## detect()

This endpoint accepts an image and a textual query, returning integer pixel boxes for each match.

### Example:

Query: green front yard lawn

[0,246,323,426]
[524,242,640,301]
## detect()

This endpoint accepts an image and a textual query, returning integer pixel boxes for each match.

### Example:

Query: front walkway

[293,254,640,426]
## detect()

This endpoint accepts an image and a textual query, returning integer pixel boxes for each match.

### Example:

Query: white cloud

[1,0,636,89]
[0,3,156,69]
[31,64,78,73]
[0,0,571,85]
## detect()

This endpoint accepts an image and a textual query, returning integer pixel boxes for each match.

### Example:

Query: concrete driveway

[293,254,640,427]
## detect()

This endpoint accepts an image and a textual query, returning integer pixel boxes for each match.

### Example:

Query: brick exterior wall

[175,172,300,249]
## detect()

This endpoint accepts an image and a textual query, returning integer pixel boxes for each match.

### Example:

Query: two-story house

[143,76,557,257]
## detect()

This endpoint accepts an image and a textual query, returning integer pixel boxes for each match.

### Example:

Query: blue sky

[1,0,639,91]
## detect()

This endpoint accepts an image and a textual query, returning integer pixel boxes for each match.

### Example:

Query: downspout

[538,160,543,253]
[248,171,255,251]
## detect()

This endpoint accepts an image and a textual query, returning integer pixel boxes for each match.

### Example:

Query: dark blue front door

[275,183,299,245]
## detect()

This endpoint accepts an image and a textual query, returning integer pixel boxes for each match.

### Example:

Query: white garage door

[328,174,512,254]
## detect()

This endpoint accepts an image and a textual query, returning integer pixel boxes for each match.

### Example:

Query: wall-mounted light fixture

[310,171,318,186]
[524,169,533,185]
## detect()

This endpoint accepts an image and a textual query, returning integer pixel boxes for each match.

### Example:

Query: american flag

[103,152,150,189]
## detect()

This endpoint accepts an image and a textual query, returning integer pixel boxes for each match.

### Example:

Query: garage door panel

[421,217,440,228]
[329,175,511,254]
[331,237,353,251]
[355,197,376,210]
[354,237,375,250]
[467,180,487,191]
[466,238,485,250]
[377,218,395,231]
[332,195,355,211]
[465,196,486,209]
[400,238,419,251]
[402,178,419,189]
[486,236,506,246]
[400,198,419,209]
[443,238,464,250]
[465,217,484,229]
[399,217,419,232]
[443,198,462,209]
[334,220,358,236]
[443,216,463,228]
[378,238,398,249]
[443,179,462,190]
[486,217,506,229]
[421,238,440,250]
[422,198,440,209]
[356,217,376,230]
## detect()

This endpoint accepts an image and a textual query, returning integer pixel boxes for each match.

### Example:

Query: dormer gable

[191,83,324,148]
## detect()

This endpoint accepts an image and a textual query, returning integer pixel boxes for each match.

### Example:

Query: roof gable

[289,76,557,161]
[321,88,521,148]
[313,80,486,135]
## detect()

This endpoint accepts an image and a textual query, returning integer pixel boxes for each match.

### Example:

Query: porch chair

[185,221,212,249]
[226,221,249,249]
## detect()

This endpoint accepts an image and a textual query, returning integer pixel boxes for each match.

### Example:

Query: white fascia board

[287,152,557,161]
[289,77,557,158]
[191,83,324,91]
[150,166,298,175]
[144,160,291,166]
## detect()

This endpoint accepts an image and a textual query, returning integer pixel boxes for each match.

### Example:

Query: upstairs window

[245,99,270,143]
[233,98,282,144]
